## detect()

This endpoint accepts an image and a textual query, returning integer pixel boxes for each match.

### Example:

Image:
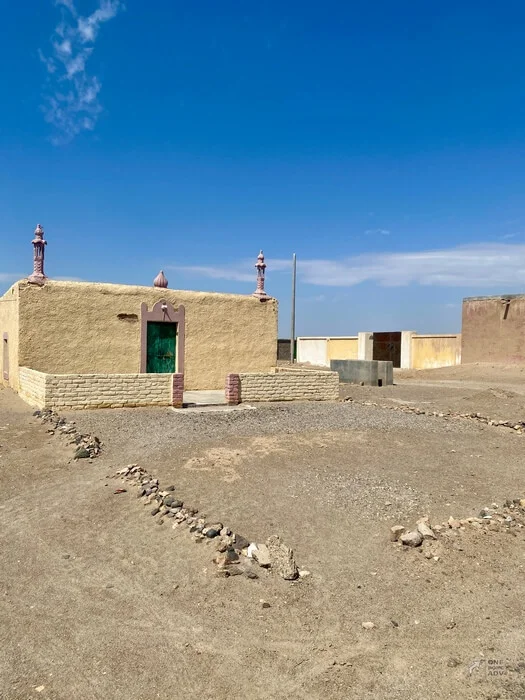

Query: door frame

[140,300,185,374]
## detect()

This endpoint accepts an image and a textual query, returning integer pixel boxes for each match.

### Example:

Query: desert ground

[1,363,525,699]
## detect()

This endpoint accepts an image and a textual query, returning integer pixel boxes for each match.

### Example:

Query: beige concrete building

[1,279,278,395]
[462,294,525,364]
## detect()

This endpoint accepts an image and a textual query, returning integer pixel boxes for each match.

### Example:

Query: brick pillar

[225,373,241,405]
[171,373,184,408]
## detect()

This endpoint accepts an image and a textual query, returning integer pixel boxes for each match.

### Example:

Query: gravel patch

[66,400,484,454]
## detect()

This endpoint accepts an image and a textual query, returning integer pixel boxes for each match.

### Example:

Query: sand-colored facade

[462,294,525,364]
[0,283,20,390]
[1,280,278,391]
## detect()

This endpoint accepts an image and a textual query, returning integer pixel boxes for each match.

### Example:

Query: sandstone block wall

[18,367,47,408]
[236,370,339,402]
[18,368,174,410]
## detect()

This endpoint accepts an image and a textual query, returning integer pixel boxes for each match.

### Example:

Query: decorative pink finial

[28,223,48,286]
[253,250,269,299]
[153,270,168,288]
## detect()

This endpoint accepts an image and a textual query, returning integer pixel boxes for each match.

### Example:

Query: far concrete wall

[462,295,525,364]
[298,332,460,370]
[296,337,329,366]
[296,336,358,367]
[327,337,358,362]
[411,335,461,370]
[13,280,278,390]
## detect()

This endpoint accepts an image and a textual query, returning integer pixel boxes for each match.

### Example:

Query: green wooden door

[146,322,177,373]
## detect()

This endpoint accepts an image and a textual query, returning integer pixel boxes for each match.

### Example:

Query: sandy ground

[342,363,525,424]
[1,365,525,699]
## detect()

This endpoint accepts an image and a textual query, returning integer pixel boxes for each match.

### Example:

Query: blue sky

[2,1,525,335]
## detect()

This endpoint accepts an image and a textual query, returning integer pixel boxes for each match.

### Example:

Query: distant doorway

[372,331,401,368]
[146,322,177,373]
[140,300,185,375]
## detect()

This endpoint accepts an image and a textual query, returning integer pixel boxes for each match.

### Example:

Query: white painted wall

[400,331,416,369]
[296,337,329,367]
[357,332,374,361]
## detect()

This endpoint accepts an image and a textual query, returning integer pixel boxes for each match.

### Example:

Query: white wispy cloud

[167,258,292,284]
[39,0,123,144]
[172,242,525,289]
[364,228,390,236]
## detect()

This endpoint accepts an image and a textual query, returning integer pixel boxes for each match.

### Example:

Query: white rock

[390,525,405,542]
[252,544,271,568]
[416,520,436,540]
[400,530,423,547]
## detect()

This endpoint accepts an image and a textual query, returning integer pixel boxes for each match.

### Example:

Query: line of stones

[34,409,102,458]
[113,463,301,581]
[344,398,525,434]
[390,499,525,556]
[32,408,303,580]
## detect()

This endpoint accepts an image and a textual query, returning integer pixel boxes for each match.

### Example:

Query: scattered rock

[214,549,240,567]
[390,525,405,542]
[215,535,235,552]
[233,534,250,551]
[361,621,375,630]
[251,544,272,568]
[266,535,299,580]
[416,519,436,540]
[74,446,90,459]
[260,600,271,609]
[399,530,423,547]
[151,507,160,516]
[448,517,461,529]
